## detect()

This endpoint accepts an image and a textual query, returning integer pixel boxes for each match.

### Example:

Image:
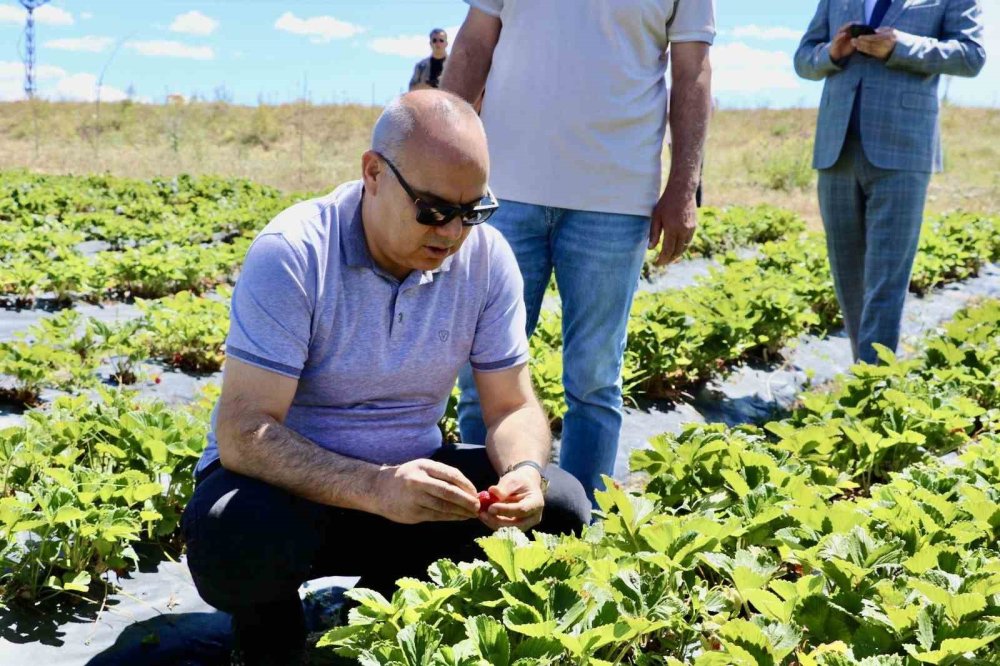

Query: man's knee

[183,469,325,610]
[539,465,592,533]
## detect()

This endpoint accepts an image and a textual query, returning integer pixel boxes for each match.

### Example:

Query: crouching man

[181,90,591,666]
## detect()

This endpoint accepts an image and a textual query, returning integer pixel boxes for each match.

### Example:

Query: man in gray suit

[795,0,985,363]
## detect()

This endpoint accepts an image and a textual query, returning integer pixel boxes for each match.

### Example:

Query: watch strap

[504,460,548,490]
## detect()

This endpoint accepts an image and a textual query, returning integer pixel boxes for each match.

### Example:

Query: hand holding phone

[831,23,859,60]
[849,24,876,38]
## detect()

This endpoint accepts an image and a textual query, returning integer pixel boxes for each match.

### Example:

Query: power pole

[20,0,52,98]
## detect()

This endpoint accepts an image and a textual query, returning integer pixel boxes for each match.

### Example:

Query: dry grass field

[1,100,997,228]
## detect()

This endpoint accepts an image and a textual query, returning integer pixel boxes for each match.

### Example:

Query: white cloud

[170,10,218,36]
[0,4,21,23]
[0,60,65,98]
[0,3,74,25]
[0,2,73,25]
[0,60,128,103]
[710,42,803,93]
[35,4,73,25]
[275,11,365,44]
[370,25,459,59]
[51,72,127,102]
[1,60,64,78]
[126,40,214,60]
[44,35,114,53]
[727,25,802,41]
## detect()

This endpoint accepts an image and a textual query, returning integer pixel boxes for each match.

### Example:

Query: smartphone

[849,24,876,38]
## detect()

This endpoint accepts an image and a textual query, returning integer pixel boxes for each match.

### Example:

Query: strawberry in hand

[477,490,498,512]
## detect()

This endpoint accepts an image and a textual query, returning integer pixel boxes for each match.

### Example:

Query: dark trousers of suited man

[795,0,985,363]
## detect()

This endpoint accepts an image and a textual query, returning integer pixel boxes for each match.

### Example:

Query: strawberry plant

[317,299,1000,664]
[136,288,231,372]
[0,311,99,406]
[0,388,209,605]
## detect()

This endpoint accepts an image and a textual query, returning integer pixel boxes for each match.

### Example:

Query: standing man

[442,2,715,504]
[795,0,985,363]
[409,28,449,90]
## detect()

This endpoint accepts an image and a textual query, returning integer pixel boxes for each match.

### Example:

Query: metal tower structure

[20,0,51,98]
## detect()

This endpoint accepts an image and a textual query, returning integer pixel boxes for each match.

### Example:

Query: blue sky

[1,0,996,108]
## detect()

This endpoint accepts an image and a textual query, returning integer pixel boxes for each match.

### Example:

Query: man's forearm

[665,66,712,197]
[485,403,551,476]
[440,39,493,104]
[218,415,382,512]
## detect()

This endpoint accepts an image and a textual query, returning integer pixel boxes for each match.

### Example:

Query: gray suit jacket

[795,0,985,172]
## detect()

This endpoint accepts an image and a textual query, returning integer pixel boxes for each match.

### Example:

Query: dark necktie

[848,0,892,138]
[870,0,892,27]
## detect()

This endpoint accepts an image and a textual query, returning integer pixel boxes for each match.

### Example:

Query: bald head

[371,90,488,179]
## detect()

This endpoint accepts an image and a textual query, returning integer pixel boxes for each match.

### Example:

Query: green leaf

[466,615,510,666]
[52,506,88,524]
[745,589,794,624]
[63,571,92,592]
[397,623,442,666]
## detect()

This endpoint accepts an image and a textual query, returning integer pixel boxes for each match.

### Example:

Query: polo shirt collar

[343,197,373,269]
[343,188,456,282]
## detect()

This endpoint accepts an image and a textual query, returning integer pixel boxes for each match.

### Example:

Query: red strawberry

[478,490,497,512]
[154,376,162,384]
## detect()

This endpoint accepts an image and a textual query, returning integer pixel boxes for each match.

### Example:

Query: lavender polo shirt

[196,180,529,473]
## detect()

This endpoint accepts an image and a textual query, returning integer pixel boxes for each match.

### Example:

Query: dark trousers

[181,444,590,662]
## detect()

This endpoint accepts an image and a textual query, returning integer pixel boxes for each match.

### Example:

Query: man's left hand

[479,466,545,532]
[854,28,897,61]
[650,186,698,266]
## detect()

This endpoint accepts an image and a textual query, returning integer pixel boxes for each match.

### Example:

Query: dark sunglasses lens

[467,207,494,225]
[417,206,461,226]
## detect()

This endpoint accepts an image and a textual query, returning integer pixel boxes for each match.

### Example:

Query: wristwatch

[504,460,549,493]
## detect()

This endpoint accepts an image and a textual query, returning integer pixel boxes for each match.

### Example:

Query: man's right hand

[830,23,858,61]
[374,459,481,524]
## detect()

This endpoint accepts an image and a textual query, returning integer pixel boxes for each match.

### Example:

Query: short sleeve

[667,0,716,44]
[465,0,503,18]
[470,232,529,372]
[225,233,314,379]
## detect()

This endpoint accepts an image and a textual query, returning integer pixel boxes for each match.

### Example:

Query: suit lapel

[880,0,910,27]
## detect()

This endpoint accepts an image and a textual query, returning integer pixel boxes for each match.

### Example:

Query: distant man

[409,28,449,90]
[443,1,714,505]
[181,91,589,665]
[795,0,985,363]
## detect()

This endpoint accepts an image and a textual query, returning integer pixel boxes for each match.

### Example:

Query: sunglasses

[432,38,447,43]
[376,152,498,227]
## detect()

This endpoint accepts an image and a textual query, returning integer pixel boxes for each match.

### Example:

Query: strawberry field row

[317,298,1000,665]
[469,211,1000,434]
[0,289,230,406]
[0,289,995,643]
[0,171,298,304]
[3,210,995,436]
[0,171,805,305]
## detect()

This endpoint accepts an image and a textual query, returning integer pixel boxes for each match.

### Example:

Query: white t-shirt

[467,0,715,217]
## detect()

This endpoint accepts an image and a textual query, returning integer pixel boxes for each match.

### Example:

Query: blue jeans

[818,136,931,364]
[458,200,650,505]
